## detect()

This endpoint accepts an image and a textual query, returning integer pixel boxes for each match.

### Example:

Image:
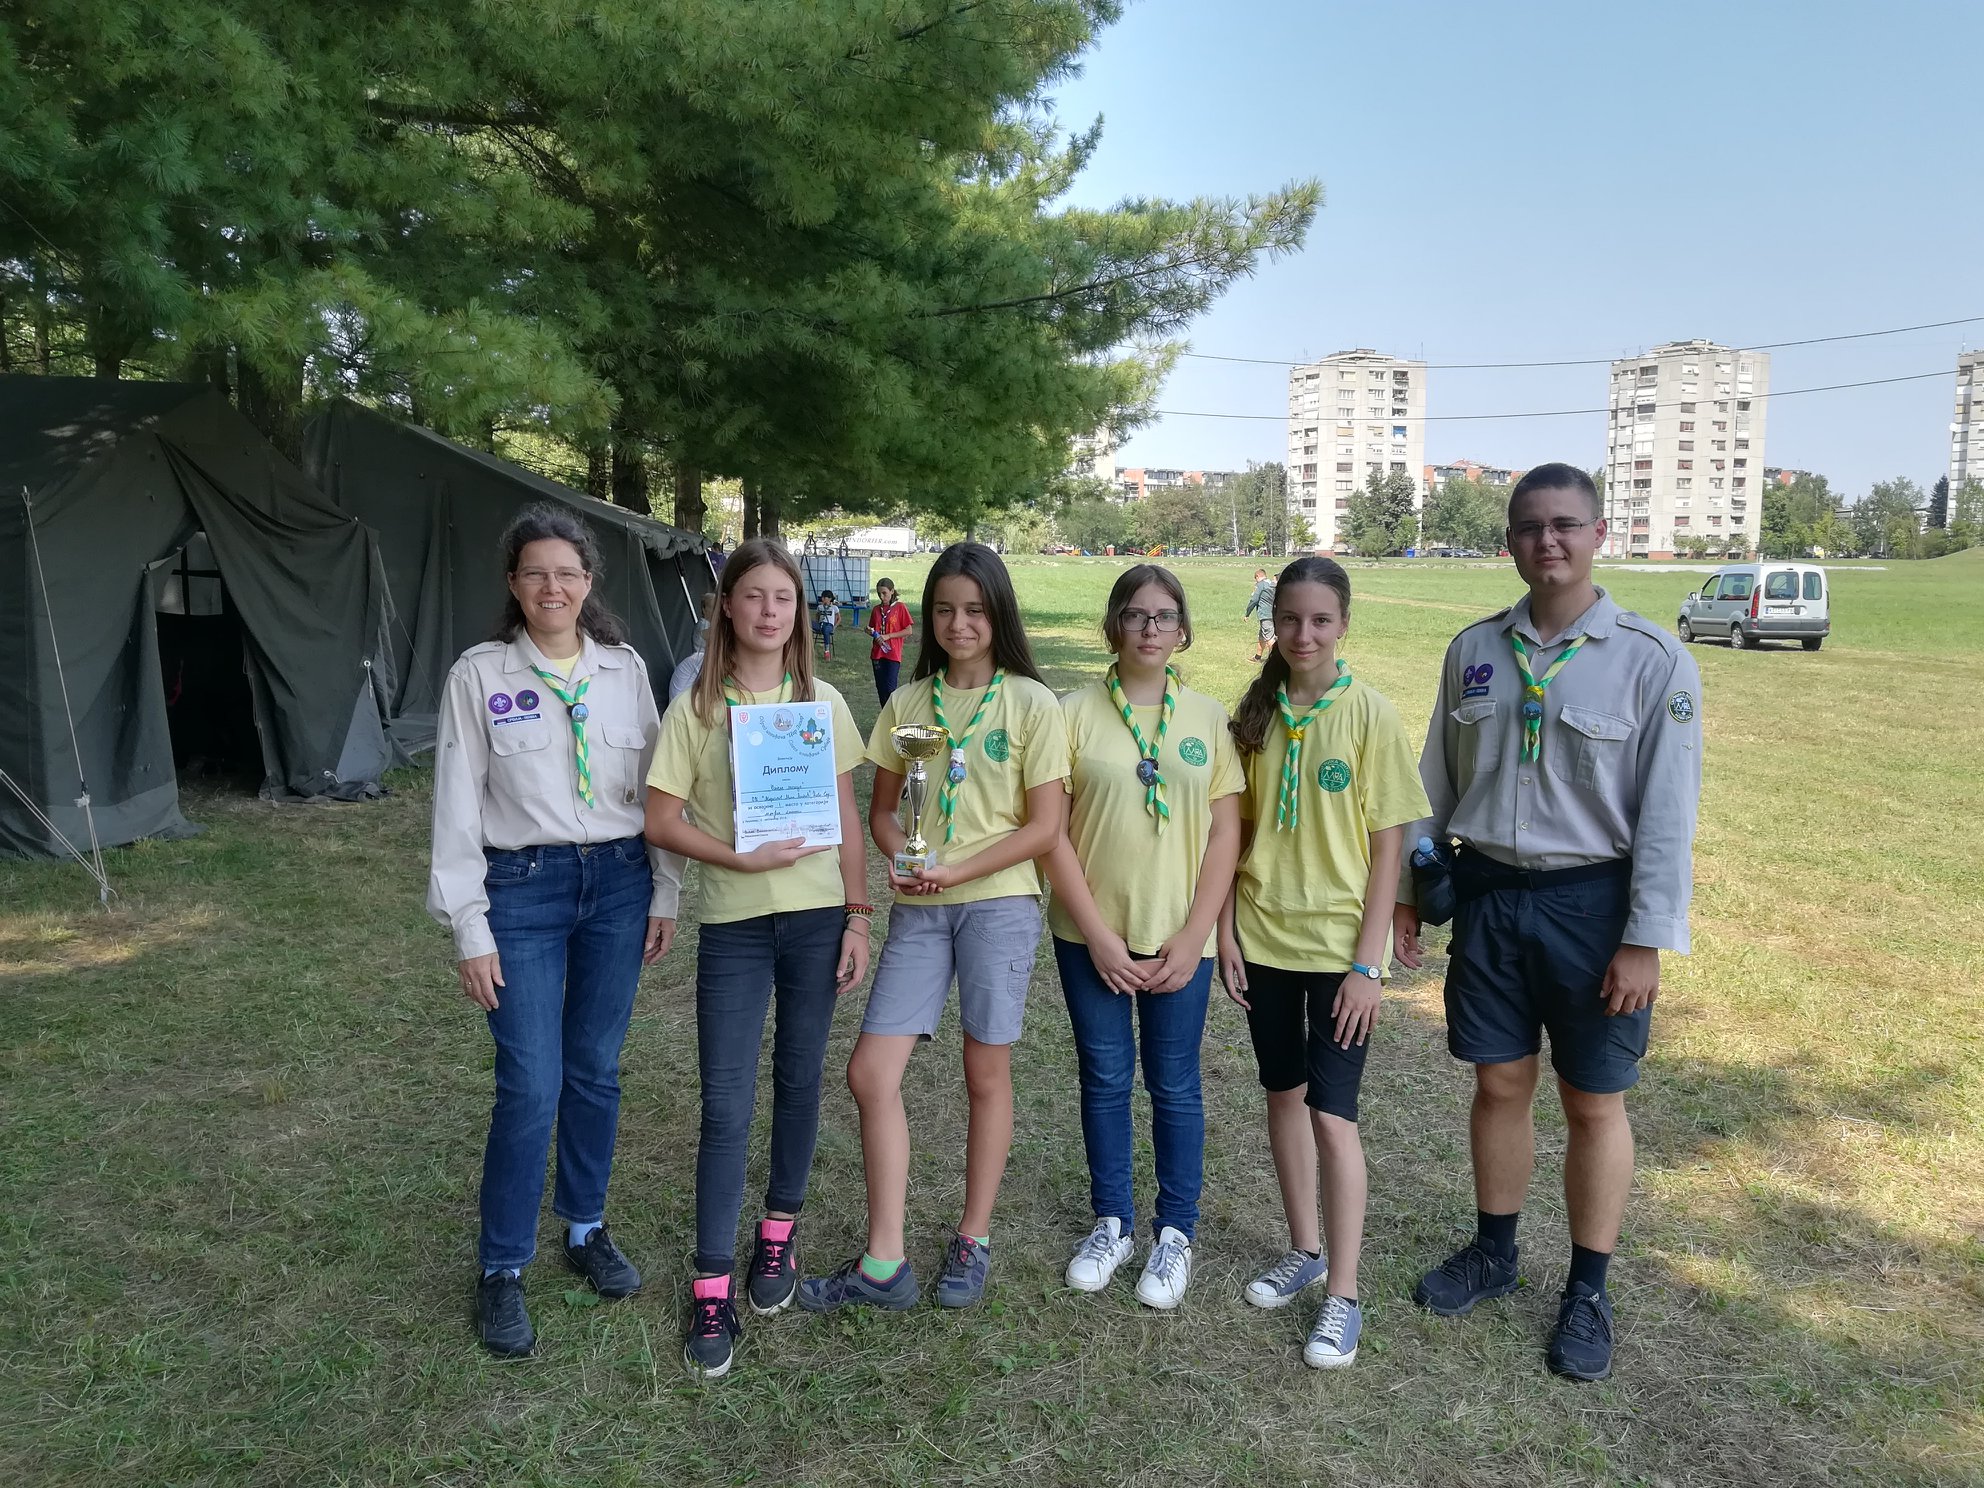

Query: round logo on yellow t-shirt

[983,729,1011,763]
[1178,736,1208,767]
[1317,758,1352,793]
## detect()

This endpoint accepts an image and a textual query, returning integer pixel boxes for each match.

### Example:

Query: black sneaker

[797,1255,922,1313]
[563,1224,642,1299]
[684,1281,742,1379]
[1412,1240,1521,1316]
[747,1221,800,1315]
[1547,1282,1615,1382]
[476,1270,535,1358]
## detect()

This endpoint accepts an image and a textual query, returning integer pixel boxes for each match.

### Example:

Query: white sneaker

[1302,1294,1363,1369]
[1134,1226,1194,1310]
[1064,1217,1133,1292]
[1244,1248,1329,1309]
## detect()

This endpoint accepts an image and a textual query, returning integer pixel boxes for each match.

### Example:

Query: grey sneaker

[1412,1241,1521,1317]
[1245,1248,1328,1309]
[935,1230,990,1308]
[796,1255,921,1313]
[1302,1294,1363,1369]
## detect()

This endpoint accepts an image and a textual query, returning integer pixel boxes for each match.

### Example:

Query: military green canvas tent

[0,376,399,862]
[301,401,711,754]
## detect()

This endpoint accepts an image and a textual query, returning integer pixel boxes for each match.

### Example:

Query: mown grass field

[4,550,1981,1488]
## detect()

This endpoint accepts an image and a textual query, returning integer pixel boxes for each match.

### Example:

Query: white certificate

[729,701,843,852]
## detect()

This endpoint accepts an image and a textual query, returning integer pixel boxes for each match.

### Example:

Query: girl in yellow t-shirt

[1042,564,1244,1311]
[798,542,1070,1316]
[1216,555,1431,1370]
[643,538,871,1380]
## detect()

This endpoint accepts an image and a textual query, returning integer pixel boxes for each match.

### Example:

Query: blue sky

[1051,0,1979,497]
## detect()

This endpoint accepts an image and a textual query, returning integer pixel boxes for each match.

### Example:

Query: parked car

[1677,562,1830,650]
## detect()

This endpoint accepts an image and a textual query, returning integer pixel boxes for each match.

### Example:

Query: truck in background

[843,525,917,556]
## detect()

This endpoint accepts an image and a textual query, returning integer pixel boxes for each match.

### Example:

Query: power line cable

[1159,369,1952,424]
[1179,315,1984,370]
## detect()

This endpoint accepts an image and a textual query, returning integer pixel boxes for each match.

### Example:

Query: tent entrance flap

[151,536,262,783]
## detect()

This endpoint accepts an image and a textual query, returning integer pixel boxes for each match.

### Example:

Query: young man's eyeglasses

[1120,608,1183,633]
[1507,518,1594,544]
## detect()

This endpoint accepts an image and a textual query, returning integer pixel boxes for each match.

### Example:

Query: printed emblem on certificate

[729,702,842,851]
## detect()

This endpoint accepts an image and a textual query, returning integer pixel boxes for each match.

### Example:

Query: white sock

[569,1220,602,1248]
[483,1267,520,1280]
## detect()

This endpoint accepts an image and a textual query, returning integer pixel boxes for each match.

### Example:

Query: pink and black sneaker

[747,1218,800,1314]
[684,1275,741,1378]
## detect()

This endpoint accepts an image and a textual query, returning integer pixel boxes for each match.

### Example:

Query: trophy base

[893,847,936,877]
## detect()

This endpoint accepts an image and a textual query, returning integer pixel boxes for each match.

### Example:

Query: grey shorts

[861,896,1043,1045]
[1257,616,1275,644]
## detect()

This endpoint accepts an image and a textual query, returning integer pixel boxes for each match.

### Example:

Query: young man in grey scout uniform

[1393,462,1702,1382]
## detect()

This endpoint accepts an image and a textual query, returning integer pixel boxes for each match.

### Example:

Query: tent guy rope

[13,485,114,904]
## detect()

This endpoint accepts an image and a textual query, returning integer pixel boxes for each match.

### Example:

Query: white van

[1676,562,1831,651]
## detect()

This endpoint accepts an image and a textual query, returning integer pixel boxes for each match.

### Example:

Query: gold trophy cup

[889,723,952,876]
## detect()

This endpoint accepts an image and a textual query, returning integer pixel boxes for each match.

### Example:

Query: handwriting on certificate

[729,702,842,851]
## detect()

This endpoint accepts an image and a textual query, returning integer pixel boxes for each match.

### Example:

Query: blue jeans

[1052,936,1212,1240]
[478,838,652,1271]
[694,908,845,1273]
[872,657,901,704]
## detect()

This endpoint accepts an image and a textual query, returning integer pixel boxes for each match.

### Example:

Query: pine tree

[1,1,1315,498]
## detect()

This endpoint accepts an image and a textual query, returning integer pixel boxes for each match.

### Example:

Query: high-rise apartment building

[1603,340,1769,558]
[1950,351,1982,494]
[1285,349,1427,551]
[1070,427,1117,484]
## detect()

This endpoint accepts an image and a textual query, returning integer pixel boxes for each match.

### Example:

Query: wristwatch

[1350,961,1382,982]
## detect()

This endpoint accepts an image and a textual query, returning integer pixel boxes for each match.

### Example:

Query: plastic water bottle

[1410,835,1456,927]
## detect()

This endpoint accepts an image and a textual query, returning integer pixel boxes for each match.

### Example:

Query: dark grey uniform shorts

[1443,852,1648,1095]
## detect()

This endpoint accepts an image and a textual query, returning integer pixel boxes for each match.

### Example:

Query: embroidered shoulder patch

[1668,690,1695,723]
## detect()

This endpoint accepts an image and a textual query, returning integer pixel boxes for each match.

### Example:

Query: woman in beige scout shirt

[427,503,682,1359]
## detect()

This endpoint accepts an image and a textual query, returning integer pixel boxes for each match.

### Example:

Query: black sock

[1299,1246,1321,1260]
[1475,1210,1519,1260]
[1568,1243,1611,1294]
